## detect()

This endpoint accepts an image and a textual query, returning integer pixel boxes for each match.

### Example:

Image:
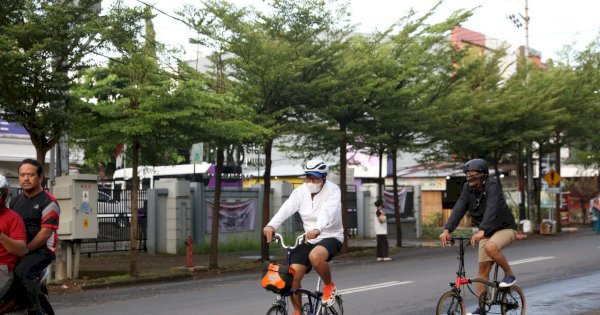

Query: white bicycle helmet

[304,159,328,178]
[0,174,10,209]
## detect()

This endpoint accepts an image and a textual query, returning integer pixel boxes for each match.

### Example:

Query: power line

[133,0,194,29]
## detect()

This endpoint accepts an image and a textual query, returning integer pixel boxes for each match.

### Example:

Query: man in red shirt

[10,159,59,315]
[0,174,27,300]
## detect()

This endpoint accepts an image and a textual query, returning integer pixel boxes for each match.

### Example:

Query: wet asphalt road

[52,228,600,314]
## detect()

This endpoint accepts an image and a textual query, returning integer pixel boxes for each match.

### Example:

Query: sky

[102,0,600,62]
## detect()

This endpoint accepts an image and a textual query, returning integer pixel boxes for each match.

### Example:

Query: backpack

[260,261,295,294]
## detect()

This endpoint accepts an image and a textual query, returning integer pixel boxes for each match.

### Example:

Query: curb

[80,273,194,290]
[77,266,262,291]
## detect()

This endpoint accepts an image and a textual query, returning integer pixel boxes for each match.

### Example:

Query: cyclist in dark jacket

[439,159,518,315]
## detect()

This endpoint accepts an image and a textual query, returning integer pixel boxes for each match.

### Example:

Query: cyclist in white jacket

[263,159,343,314]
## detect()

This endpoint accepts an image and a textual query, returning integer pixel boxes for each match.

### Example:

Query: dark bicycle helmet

[463,159,489,175]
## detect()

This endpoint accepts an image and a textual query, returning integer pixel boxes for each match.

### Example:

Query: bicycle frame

[269,233,330,315]
[447,237,501,297]
[442,236,525,315]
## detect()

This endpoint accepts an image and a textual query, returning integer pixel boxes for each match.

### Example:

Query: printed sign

[81,190,91,214]
[544,169,561,186]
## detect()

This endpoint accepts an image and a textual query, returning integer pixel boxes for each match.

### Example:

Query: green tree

[73,5,188,276]
[563,177,598,225]
[201,51,265,270]
[569,35,600,187]
[528,62,584,230]
[365,6,471,247]
[287,32,375,252]
[428,45,562,178]
[180,0,350,259]
[0,0,108,165]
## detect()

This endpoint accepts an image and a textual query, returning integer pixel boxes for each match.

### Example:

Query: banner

[206,199,256,233]
[383,189,408,215]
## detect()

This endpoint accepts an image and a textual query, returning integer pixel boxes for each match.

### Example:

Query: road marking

[338,281,413,295]
[510,256,555,265]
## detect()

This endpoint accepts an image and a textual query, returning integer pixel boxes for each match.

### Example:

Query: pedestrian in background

[374,198,391,262]
[592,206,600,234]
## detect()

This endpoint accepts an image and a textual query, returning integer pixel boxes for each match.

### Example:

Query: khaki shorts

[478,229,518,263]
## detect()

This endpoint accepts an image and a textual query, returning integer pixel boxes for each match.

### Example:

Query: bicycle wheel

[436,290,465,315]
[501,285,526,315]
[302,302,311,315]
[40,293,55,315]
[266,304,287,315]
[320,295,343,315]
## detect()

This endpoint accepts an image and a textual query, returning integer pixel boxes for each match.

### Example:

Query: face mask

[307,182,322,194]
[466,174,483,183]
[466,173,485,187]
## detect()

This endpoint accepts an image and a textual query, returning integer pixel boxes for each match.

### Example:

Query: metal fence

[81,188,148,254]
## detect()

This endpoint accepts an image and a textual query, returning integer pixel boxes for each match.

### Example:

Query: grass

[422,226,474,240]
[183,237,262,255]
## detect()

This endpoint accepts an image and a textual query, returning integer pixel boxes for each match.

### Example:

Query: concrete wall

[360,183,418,240]
[152,179,191,254]
[147,179,261,254]
[145,178,421,254]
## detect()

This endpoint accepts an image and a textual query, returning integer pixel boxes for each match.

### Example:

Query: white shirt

[267,181,344,244]
[374,209,388,235]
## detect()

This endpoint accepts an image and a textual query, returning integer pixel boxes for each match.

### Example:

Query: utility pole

[523,0,537,228]
[509,0,535,226]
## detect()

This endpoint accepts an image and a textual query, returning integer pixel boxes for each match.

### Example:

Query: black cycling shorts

[290,237,342,271]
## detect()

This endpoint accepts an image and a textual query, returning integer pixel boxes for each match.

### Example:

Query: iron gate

[81,188,147,253]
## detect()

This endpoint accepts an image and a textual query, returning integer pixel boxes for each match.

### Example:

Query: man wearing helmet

[263,159,343,314]
[439,159,518,315]
[10,159,60,315]
[0,174,28,300]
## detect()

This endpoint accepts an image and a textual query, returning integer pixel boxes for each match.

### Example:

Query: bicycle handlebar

[273,233,306,250]
[446,236,471,247]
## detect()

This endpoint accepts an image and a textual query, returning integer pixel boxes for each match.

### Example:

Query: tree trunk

[517,143,526,221]
[30,134,57,187]
[339,134,348,253]
[36,147,47,168]
[261,140,273,261]
[580,200,587,226]
[494,163,502,190]
[209,147,224,270]
[129,140,140,277]
[391,148,402,247]
[554,133,562,232]
[378,147,384,198]
[526,147,536,230]
[536,143,543,225]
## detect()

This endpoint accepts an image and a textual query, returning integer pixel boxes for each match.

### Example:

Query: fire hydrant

[185,235,193,268]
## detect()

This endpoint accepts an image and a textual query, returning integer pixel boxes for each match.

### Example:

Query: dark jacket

[444,177,517,237]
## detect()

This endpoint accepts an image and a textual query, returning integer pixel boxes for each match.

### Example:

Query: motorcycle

[0,267,54,315]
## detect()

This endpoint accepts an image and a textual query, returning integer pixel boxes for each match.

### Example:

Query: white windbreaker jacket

[267,181,344,244]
